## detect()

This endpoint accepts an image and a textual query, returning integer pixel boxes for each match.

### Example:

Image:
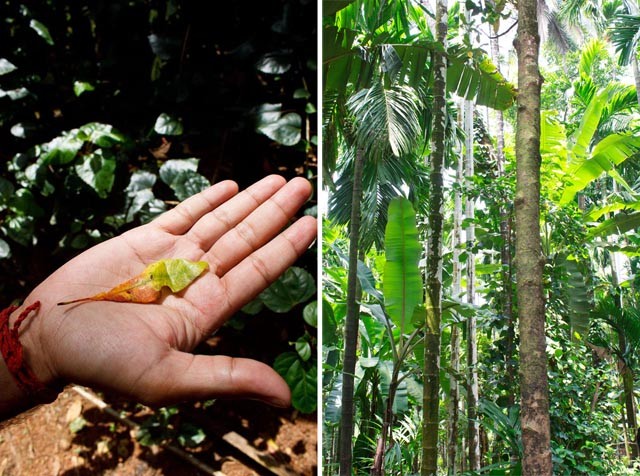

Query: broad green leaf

[30,19,54,45]
[585,198,640,221]
[74,151,116,198]
[9,189,44,218]
[256,106,302,146]
[78,123,126,147]
[383,197,422,334]
[41,134,84,165]
[588,211,640,238]
[560,134,640,205]
[0,88,29,100]
[159,159,210,201]
[570,89,606,159]
[0,178,14,206]
[323,298,338,345]
[154,113,184,135]
[6,215,35,246]
[274,351,317,413]
[259,266,316,312]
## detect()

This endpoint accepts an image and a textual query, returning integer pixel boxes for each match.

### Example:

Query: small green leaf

[154,113,184,135]
[255,51,292,74]
[30,19,54,45]
[73,81,95,96]
[293,88,310,99]
[303,301,317,327]
[0,59,17,75]
[295,337,312,361]
[259,266,315,312]
[0,239,11,259]
[69,416,88,433]
[177,423,206,448]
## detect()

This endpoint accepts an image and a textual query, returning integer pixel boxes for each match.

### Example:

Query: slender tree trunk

[514,0,552,473]
[422,0,448,473]
[609,246,639,459]
[339,148,365,475]
[633,55,640,107]
[490,26,516,411]
[448,120,464,475]
[463,94,480,473]
[372,364,401,476]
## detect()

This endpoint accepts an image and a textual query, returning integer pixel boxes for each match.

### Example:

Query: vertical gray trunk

[339,148,365,475]
[515,0,552,473]
[448,112,464,475]
[422,0,448,474]
[491,23,516,412]
[463,96,480,471]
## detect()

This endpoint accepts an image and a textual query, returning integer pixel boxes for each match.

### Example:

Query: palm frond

[347,81,423,159]
[610,14,640,65]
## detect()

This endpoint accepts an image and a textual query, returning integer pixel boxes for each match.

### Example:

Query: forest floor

[0,388,317,476]
[0,326,317,476]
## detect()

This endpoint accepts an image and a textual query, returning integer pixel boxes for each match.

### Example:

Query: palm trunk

[422,0,448,473]
[633,56,640,107]
[515,0,552,473]
[491,26,516,411]
[339,147,365,475]
[463,95,480,472]
[448,116,464,475]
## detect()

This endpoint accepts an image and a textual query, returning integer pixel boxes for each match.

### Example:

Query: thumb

[136,351,291,408]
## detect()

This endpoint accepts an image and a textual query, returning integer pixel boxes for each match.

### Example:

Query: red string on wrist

[0,301,48,396]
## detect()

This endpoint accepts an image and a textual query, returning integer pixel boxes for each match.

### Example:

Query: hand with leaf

[0,175,316,418]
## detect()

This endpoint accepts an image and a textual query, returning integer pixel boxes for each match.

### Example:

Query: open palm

[19,175,316,408]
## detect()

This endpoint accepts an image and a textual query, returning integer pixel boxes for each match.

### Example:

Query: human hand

[13,175,316,408]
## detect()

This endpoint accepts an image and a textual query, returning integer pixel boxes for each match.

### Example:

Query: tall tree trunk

[633,55,640,107]
[422,0,448,473]
[448,113,464,475]
[515,0,552,473]
[490,26,516,410]
[464,95,480,472]
[609,244,639,459]
[339,148,365,475]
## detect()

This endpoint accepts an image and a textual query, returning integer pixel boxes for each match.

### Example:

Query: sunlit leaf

[30,19,54,45]
[154,113,184,136]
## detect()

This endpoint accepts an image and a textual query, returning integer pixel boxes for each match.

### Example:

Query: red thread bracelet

[0,301,49,397]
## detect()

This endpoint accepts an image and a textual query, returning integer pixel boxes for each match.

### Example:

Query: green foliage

[383,197,423,334]
[274,351,317,414]
[136,406,206,449]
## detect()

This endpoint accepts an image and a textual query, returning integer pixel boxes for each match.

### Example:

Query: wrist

[0,300,63,418]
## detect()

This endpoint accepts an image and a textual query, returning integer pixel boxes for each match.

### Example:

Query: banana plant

[371,197,425,476]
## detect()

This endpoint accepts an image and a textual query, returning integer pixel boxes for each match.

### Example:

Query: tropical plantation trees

[323,0,640,474]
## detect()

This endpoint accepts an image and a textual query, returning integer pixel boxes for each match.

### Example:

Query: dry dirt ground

[0,386,317,476]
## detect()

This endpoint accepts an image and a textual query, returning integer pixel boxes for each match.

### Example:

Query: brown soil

[0,388,317,476]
